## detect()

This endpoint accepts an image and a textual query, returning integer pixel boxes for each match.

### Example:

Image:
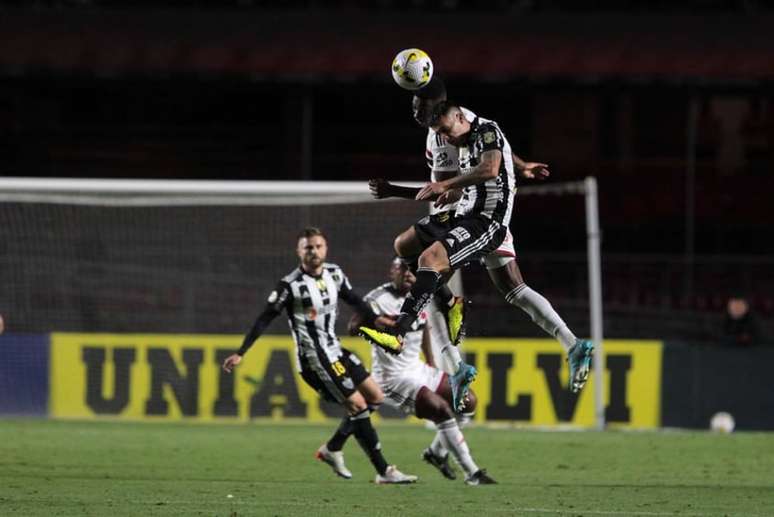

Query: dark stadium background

[1,0,773,345]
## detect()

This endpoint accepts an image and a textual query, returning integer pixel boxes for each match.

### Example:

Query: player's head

[296,227,328,271]
[412,76,446,128]
[389,256,415,295]
[430,100,469,146]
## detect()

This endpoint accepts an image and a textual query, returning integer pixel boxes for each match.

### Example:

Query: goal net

[0,177,603,427]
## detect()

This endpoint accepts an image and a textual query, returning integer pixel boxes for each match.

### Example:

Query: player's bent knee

[462,389,478,412]
[419,244,450,274]
[345,392,368,416]
[367,390,384,406]
[436,399,456,422]
[416,387,455,423]
[394,228,421,258]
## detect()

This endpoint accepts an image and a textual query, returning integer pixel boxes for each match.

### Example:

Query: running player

[350,257,495,485]
[368,79,593,395]
[222,227,416,484]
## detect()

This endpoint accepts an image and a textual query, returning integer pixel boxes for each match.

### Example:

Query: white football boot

[374,465,418,484]
[315,444,352,479]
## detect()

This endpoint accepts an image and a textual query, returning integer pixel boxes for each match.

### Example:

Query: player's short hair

[429,100,460,127]
[414,76,446,100]
[297,226,326,241]
[390,255,407,268]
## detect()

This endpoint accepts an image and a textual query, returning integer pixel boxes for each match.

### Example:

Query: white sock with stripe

[436,418,478,476]
[505,284,576,352]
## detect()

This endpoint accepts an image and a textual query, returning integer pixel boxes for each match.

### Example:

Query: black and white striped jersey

[425,107,476,215]
[238,262,373,372]
[455,116,516,227]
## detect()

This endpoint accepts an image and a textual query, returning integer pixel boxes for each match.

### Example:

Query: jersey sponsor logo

[445,238,456,248]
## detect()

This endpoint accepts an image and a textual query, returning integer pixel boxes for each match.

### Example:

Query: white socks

[436,418,479,476]
[505,284,576,352]
[429,411,474,459]
[440,343,463,372]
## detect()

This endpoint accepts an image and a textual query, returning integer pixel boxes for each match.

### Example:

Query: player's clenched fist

[222,353,242,373]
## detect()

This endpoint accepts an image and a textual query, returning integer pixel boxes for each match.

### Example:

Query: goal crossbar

[0,176,605,429]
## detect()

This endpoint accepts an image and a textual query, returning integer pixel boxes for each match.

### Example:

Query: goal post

[515,178,605,430]
[0,176,603,428]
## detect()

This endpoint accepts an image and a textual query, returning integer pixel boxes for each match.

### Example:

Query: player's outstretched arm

[348,312,364,336]
[512,153,550,180]
[369,178,421,200]
[416,150,502,200]
[222,284,288,373]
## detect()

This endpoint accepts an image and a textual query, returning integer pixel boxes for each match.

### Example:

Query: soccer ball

[710,411,735,433]
[391,48,433,90]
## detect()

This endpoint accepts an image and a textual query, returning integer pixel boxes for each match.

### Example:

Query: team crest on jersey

[483,131,496,144]
[316,279,327,292]
[341,377,354,390]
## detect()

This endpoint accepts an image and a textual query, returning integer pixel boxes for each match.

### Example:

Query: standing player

[368,79,593,395]
[361,100,593,395]
[349,257,495,485]
[222,227,417,484]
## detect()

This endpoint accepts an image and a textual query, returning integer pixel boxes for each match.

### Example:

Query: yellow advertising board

[50,333,661,428]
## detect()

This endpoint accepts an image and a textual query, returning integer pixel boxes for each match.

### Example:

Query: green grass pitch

[1,419,773,516]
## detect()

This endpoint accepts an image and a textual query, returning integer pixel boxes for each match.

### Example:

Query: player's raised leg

[486,257,593,393]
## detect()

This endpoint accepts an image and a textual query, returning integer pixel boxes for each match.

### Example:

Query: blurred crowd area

[1,3,772,343]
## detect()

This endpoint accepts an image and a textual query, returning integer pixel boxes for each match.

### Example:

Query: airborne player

[366,78,594,396]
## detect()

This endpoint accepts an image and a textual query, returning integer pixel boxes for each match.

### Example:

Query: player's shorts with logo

[414,212,508,269]
[374,363,446,414]
[299,348,369,404]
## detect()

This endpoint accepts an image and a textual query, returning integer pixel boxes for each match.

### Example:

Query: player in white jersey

[365,78,594,395]
[222,227,416,484]
[350,257,495,486]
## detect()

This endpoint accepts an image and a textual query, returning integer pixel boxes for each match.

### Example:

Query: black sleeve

[237,281,290,356]
[387,184,422,199]
[338,275,379,328]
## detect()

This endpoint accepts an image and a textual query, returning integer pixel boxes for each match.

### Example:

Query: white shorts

[375,363,446,415]
[482,227,516,270]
